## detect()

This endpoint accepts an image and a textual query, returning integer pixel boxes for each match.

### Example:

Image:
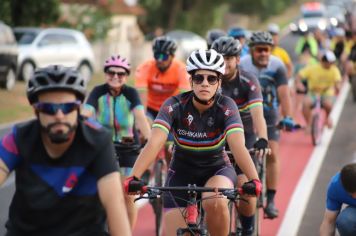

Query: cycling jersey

[240,55,288,141]
[221,69,263,133]
[240,55,288,112]
[298,63,341,96]
[272,46,292,67]
[0,119,118,236]
[135,59,191,112]
[326,173,356,211]
[153,91,244,169]
[85,84,144,143]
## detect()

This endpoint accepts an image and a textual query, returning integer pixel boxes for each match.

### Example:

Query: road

[1,33,356,235]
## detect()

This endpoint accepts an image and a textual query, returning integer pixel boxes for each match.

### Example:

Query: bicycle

[135,185,245,236]
[227,149,266,236]
[310,92,324,146]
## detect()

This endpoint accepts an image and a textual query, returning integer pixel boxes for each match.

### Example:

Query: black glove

[242,179,262,197]
[124,176,146,194]
[253,138,268,151]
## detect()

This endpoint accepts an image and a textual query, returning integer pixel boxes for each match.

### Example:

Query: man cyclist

[295,50,341,130]
[228,26,250,57]
[126,49,261,236]
[212,36,269,235]
[83,55,151,228]
[0,65,131,236]
[320,163,356,236]
[240,31,298,219]
[135,36,191,122]
[206,28,226,49]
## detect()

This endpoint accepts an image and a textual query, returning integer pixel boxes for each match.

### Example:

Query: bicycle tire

[311,113,321,146]
[153,160,164,236]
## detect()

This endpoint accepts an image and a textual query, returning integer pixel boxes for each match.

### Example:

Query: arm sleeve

[298,66,311,80]
[91,132,119,179]
[152,97,176,134]
[326,176,342,211]
[85,87,99,110]
[0,127,22,171]
[126,87,144,111]
[247,73,264,108]
[222,97,244,136]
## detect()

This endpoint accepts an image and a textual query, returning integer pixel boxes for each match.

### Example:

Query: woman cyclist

[125,49,261,236]
[83,55,151,228]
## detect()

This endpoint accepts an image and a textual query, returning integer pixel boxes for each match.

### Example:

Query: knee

[336,207,356,236]
[203,198,228,216]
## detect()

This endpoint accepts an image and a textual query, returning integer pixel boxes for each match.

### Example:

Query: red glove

[241,179,262,197]
[124,176,145,194]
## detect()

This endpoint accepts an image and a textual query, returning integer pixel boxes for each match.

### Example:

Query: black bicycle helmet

[211,36,242,56]
[206,29,226,49]
[248,31,274,47]
[152,36,177,55]
[27,65,86,104]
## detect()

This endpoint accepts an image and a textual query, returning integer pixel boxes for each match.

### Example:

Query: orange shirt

[135,59,191,112]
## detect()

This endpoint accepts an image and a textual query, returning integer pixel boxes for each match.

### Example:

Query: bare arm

[0,159,9,186]
[278,84,293,118]
[132,128,167,178]
[97,172,131,236]
[133,108,151,140]
[227,132,259,180]
[320,209,338,236]
[250,106,268,140]
[286,62,294,79]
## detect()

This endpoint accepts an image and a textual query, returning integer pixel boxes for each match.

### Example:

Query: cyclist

[206,28,226,49]
[212,36,269,235]
[240,31,298,219]
[0,65,131,236]
[267,23,294,79]
[295,50,341,130]
[320,163,356,236]
[295,31,319,58]
[83,55,151,228]
[227,26,250,57]
[135,36,190,122]
[126,49,261,236]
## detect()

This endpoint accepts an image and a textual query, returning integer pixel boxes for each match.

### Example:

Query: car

[13,27,95,82]
[326,4,346,28]
[0,21,18,90]
[165,30,207,61]
[289,2,330,34]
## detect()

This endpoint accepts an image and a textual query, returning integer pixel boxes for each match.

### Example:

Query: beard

[41,122,77,144]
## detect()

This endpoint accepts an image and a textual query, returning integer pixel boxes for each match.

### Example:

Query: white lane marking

[277,82,350,236]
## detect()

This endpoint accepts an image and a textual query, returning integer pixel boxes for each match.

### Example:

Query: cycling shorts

[163,161,237,208]
[114,146,140,168]
[308,93,336,108]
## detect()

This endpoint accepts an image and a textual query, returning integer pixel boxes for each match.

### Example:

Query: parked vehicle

[13,27,95,82]
[0,21,18,90]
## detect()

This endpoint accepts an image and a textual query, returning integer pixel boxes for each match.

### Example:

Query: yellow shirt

[298,64,341,96]
[272,46,292,66]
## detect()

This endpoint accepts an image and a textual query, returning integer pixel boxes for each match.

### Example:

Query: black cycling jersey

[0,118,118,236]
[153,91,244,169]
[221,69,263,133]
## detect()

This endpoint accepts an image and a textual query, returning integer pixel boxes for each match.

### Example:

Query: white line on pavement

[277,82,350,236]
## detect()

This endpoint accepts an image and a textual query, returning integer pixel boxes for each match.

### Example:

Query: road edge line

[277,81,350,236]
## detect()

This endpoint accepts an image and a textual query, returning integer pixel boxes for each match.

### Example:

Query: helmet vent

[36,76,49,86]
[67,76,77,85]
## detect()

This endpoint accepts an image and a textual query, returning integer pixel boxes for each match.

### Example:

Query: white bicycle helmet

[186,49,225,75]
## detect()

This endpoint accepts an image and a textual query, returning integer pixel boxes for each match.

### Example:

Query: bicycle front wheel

[153,160,165,236]
[311,113,321,146]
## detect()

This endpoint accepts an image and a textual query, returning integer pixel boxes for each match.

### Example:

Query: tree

[0,0,60,27]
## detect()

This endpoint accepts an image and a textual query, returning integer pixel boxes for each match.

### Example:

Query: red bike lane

[133,127,314,236]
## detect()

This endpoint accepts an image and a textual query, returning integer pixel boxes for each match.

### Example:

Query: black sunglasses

[34,101,81,115]
[192,74,219,85]
[106,70,128,78]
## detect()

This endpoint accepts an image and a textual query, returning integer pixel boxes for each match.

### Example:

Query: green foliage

[1,0,60,27]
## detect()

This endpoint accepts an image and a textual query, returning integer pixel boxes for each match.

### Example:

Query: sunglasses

[154,52,170,61]
[192,74,219,85]
[254,46,271,53]
[106,70,128,78]
[34,101,81,115]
